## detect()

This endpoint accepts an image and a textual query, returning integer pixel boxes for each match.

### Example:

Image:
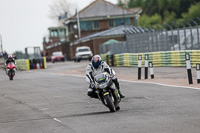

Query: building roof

[72,25,152,45]
[48,26,66,30]
[78,0,138,18]
[65,0,142,24]
[72,25,133,45]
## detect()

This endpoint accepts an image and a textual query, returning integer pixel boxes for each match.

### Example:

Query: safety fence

[101,50,200,67]
[16,57,46,70]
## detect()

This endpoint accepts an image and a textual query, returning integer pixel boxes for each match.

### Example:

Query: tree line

[117,0,200,28]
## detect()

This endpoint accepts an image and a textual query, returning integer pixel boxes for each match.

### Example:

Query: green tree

[164,11,176,23]
[117,0,126,7]
[127,0,144,8]
[13,51,25,59]
[139,13,162,27]
[117,0,200,27]
[182,2,200,19]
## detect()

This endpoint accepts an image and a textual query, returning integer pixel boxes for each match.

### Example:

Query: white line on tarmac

[120,80,200,90]
[51,73,200,90]
[53,118,62,123]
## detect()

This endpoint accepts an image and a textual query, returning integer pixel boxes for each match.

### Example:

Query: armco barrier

[101,50,200,67]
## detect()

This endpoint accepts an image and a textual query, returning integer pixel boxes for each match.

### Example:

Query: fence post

[185,53,193,84]
[149,62,154,79]
[196,64,200,84]
[145,54,148,79]
[138,55,142,80]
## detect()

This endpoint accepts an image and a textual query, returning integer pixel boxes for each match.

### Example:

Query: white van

[74,46,93,62]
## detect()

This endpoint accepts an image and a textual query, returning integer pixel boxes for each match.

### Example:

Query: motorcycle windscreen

[94,73,107,84]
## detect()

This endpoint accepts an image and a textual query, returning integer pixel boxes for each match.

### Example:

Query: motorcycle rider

[86,55,125,99]
[5,55,16,74]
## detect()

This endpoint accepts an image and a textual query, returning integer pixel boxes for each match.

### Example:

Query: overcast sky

[0,0,117,54]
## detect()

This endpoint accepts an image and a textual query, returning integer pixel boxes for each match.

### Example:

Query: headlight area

[99,82,107,88]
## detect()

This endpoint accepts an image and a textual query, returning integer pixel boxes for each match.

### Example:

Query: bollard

[196,64,200,84]
[185,53,193,84]
[144,54,148,79]
[138,55,142,80]
[149,62,154,79]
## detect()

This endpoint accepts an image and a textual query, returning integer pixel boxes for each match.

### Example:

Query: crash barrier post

[138,55,142,80]
[144,54,148,79]
[196,64,200,84]
[185,53,193,84]
[149,62,154,79]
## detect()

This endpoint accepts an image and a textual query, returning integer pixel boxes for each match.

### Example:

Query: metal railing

[126,27,200,53]
[100,19,200,54]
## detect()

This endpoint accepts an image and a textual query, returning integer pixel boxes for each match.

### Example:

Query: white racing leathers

[86,61,113,84]
[86,61,119,98]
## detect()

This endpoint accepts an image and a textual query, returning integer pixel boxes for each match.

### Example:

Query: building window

[93,21,99,30]
[80,21,93,31]
[50,30,58,37]
[59,29,66,37]
[109,20,115,28]
[109,18,131,28]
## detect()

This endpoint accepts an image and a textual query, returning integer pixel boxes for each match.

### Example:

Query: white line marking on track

[53,118,62,123]
[51,73,200,90]
[120,80,200,90]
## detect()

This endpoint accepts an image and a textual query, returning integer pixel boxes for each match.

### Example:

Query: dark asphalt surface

[0,61,200,133]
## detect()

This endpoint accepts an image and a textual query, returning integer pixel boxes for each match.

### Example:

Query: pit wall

[101,50,200,67]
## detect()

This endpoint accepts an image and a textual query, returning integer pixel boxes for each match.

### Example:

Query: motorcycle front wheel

[104,95,116,112]
[9,71,14,80]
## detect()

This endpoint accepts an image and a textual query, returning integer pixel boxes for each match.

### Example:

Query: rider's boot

[118,89,125,98]
[113,78,125,98]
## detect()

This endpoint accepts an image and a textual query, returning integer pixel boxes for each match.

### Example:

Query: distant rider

[5,55,16,74]
[5,55,16,66]
[86,55,125,99]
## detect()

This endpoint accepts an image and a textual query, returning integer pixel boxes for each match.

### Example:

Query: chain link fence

[100,25,200,54]
[100,42,127,54]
